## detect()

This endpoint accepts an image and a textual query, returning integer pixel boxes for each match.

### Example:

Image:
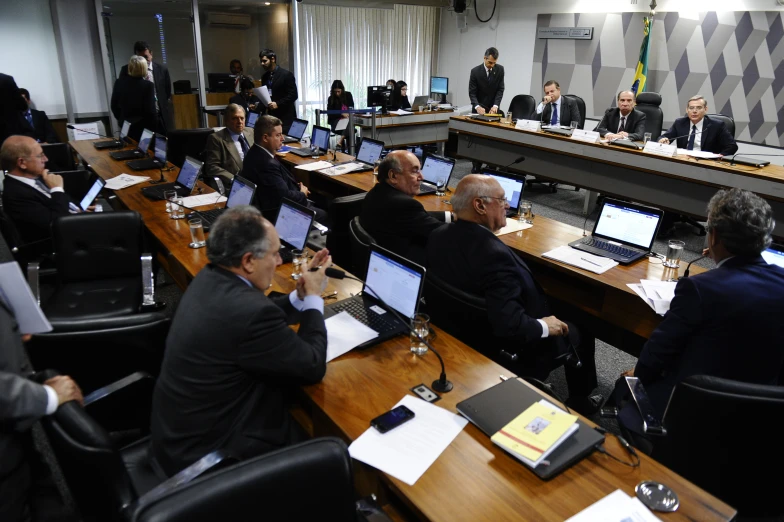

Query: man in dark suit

[1,73,27,145]
[595,90,647,142]
[150,206,331,476]
[535,80,581,128]
[617,188,784,434]
[18,89,59,144]
[468,47,505,172]
[228,77,260,117]
[658,95,737,156]
[426,175,601,414]
[203,104,254,185]
[259,49,298,132]
[1,136,80,247]
[360,150,452,266]
[119,41,172,135]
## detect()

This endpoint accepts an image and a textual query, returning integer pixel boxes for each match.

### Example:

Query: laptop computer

[275,198,316,263]
[762,243,784,268]
[568,198,663,264]
[324,244,426,350]
[78,176,106,211]
[289,125,330,157]
[541,124,573,137]
[481,169,526,217]
[411,95,429,110]
[472,114,502,122]
[141,155,202,200]
[94,121,131,150]
[246,111,259,129]
[127,134,167,170]
[196,176,258,231]
[110,128,154,160]
[283,118,309,144]
[456,378,604,480]
[418,154,455,195]
[329,137,385,174]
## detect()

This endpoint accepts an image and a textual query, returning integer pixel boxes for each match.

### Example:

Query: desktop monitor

[367,85,392,109]
[430,76,448,95]
[208,73,236,93]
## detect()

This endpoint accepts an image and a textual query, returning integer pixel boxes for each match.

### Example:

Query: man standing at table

[259,49,298,133]
[203,103,254,185]
[468,47,505,173]
[595,90,647,142]
[658,95,737,156]
[120,41,172,135]
[535,80,581,129]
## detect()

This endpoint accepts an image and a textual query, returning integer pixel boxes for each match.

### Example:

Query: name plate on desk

[643,141,677,157]
[570,129,600,143]
[516,119,541,132]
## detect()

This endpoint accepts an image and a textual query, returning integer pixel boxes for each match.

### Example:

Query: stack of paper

[627,279,677,316]
[252,86,271,107]
[181,193,227,208]
[295,161,333,172]
[324,312,378,362]
[566,489,661,522]
[105,174,151,190]
[319,163,362,176]
[390,109,414,115]
[542,246,618,274]
[0,262,52,334]
[495,218,533,236]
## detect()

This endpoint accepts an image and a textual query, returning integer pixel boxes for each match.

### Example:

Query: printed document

[324,312,378,362]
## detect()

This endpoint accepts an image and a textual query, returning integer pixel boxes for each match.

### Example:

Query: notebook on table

[481,169,526,217]
[110,128,154,160]
[283,118,309,144]
[289,125,330,157]
[541,125,573,137]
[94,121,131,150]
[568,198,663,264]
[327,138,385,174]
[141,155,202,200]
[418,154,455,195]
[274,198,316,263]
[127,134,167,171]
[196,176,257,231]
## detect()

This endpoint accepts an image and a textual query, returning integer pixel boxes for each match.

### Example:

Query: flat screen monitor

[430,76,449,95]
[367,85,392,108]
[208,73,236,93]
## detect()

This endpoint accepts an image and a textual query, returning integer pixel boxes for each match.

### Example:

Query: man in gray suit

[202,104,255,185]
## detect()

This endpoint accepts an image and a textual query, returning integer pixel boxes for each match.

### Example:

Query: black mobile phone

[370,405,415,434]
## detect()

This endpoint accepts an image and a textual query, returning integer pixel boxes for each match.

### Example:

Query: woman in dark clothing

[110,55,157,141]
[389,80,411,111]
[326,80,354,131]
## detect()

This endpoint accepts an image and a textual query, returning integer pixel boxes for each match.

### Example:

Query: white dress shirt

[235,275,323,314]
[228,129,246,161]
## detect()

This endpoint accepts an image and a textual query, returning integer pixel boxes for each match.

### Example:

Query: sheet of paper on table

[324,311,378,362]
[495,217,533,236]
[565,489,661,522]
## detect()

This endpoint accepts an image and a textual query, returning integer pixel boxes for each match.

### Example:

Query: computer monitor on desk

[367,85,392,114]
[430,76,448,103]
[208,73,235,93]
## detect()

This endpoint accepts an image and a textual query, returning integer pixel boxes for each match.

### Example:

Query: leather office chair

[327,193,367,272]
[348,216,375,280]
[42,142,77,172]
[706,113,735,138]
[635,92,664,141]
[508,94,536,121]
[166,128,216,168]
[563,94,586,129]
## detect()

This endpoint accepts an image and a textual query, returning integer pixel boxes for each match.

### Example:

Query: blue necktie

[550,103,558,126]
[687,125,697,150]
[239,134,249,156]
[25,110,33,128]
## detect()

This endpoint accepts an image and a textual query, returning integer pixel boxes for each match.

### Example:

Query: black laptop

[481,169,527,217]
[418,154,456,195]
[541,124,573,137]
[127,134,167,171]
[274,198,316,263]
[93,120,131,150]
[324,244,426,350]
[141,155,202,200]
[329,137,385,173]
[456,378,604,480]
[110,128,154,160]
[196,176,258,231]
[289,125,330,157]
[283,118,309,144]
[568,198,663,264]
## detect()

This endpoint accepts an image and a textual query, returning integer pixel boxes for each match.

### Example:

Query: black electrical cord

[474,0,497,23]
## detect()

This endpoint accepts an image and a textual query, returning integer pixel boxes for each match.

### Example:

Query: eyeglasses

[24,153,47,160]
[481,196,509,204]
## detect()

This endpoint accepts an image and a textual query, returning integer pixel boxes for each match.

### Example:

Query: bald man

[595,90,647,142]
[426,175,601,414]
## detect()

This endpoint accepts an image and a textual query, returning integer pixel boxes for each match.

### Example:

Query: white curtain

[294,4,439,125]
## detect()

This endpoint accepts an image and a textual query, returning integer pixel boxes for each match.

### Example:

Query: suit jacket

[539,96,582,128]
[228,93,261,117]
[634,256,784,417]
[660,115,738,156]
[111,75,157,142]
[241,144,307,212]
[19,109,59,144]
[119,61,172,133]
[594,108,647,141]
[468,64,505,110]
[359,181,447,266]
[326,92,354,130]
[203,127,255,182]
[1,176,73,246]
[261,66,298,132]
[150,265,327,476]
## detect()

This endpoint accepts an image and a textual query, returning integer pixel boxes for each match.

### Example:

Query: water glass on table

[570,121,579,131]
[170,196,185,219]
[517,200,533,223]
[418,105,424,112]
[435,177,447,196]
[663,240,685,268]
[410,314,431,356]
[643,132,652,145]
[291,249,306,279]
[188,218,206,248]
[164,190,176,213]
[310,146,320,160]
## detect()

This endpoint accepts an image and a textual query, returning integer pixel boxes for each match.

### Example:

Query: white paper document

[252,86,272,107]
[566,489,661,522]
[348,395,468,486]
[69,122,100,141]
[104,174,151,190]
[677,149,721,159]
[542,246,618,274]
[495,218,533,236]
[390,109,413,115]
[181,193,227,208]
[319,163,363,176]
[334,118,349,131]
[324,311,378,362]
[294,161,334,172]
[0,262,52,335]
[627,279,677,316]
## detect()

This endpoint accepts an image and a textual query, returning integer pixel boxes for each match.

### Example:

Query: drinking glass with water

[663,240,685,268]
[291,249,306,279]
[518,200,533,224]
[435,177,447,196]
[188,218,206,248]
[410,314,430,356]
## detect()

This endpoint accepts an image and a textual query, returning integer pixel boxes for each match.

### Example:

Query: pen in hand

[580,257,601,267]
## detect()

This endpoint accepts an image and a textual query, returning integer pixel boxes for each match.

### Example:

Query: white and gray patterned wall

[531,12,784,146]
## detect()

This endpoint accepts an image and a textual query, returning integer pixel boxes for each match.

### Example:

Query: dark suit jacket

[359,181,447,266]
[660,115,738,156]
[150,264,327,476]
[261,66,298,132]
[539,96,581,128]
[326,92,354,130]
[203,127,255,182]
[110,75,157,142]
[594,108,647,141]
[468,64,505,110]
[241,144,307,213]
[228,93,261,117]
[19,109,59,144]
[1,176,73,245]
[119,61,172,133]
[633,256,784,417]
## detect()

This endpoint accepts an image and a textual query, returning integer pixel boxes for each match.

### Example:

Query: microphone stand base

[431,379,453,393]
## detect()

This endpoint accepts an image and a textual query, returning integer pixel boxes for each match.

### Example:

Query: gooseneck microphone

[680,254,706,279]
[502,155,526,172]
[539,99,550,126]
[323,267,454,392]
[66,124,118,139]
[659,130,701,145]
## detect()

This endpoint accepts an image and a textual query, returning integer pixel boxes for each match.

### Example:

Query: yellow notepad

[491,401,578,467]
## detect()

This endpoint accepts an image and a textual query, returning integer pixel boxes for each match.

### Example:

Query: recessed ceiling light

[265,2,271,5]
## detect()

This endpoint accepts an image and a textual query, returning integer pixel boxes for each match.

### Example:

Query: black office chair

[706,113,735,138]
[508,94,537,121]
[348,216,375,280]
[327,193,367,273]
[635,92,663,141]
[166,128,216,168]
[42,142,77,172]
[563,94,586,129]
[57,169,93,202]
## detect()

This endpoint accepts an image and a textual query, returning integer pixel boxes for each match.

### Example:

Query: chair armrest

[141,253,155,307]
[27,261,40,305]
[356,495,395,522]
[84,372,155,433]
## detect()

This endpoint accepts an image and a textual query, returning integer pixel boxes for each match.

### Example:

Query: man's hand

[299,183,310,197]
[249,103,258,111]
[45,376,84,406]
[268,101,278,110]
[41,172,63,190]
[296,249,332,299]
[605,133,621,141]
[543,95,553,104]
[621,368,635,378]
[658,137,670,145]
[542,316,569,337]
[489,106,498,114]
[476,106,486,115]
[702,247,710,257]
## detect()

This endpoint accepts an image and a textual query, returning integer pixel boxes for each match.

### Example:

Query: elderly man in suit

[119,41,172,135]
[535,80,581,129]
[658,95,737,156]
[259,49,298,133]
[150,206,331,476]
[18,89,59,144]
[595,90,647,142]
[468,47,505,173]
[203,103,254,185]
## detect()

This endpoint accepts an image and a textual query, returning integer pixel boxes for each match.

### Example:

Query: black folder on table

[456,378,604,480]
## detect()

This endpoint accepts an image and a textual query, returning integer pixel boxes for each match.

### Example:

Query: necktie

[486,68,490,79]
[550,103,558,126]
[687,124,697,150]
[618,116,626,133]
[25,110,33,128]
[239,135,249,156]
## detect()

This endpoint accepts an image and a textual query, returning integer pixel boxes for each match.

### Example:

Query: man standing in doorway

[259,49,299,133]
[468,47,505,173]
[120,41,172,135]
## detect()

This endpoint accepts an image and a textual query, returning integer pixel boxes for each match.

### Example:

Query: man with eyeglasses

[658,95,737,156]
[1,135,81,246]
[426,174,602,415]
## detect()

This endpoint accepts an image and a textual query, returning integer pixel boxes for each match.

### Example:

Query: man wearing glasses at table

[658,95,738,156]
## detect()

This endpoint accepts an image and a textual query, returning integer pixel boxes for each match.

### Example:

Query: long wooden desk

[354,109,453,150]
[449,116,784,237]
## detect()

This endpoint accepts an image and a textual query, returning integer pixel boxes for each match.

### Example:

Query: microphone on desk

[659,130,702,145]
[66,124,119,139]
[323,267,454,393]
[502,155,526,172]
[539,99,550,126]
[679,254,706,279]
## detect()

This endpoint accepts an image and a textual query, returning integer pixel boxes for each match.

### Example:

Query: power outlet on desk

[411,383,441,403]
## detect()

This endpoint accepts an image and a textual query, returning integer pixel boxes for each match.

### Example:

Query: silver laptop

[246,112,259,128]
[289,125,330,157]
[275,198,316,262]
[762,243,784,268]
[330,138,385,173]
[283,118,309,144]
[418,154,455,195]
[411,95,429,110]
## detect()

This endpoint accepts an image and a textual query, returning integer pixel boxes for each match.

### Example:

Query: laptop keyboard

[580,237,637,258]
[330,299,399,334]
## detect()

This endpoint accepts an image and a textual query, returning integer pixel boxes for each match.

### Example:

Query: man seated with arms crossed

[535,80,582,128]
[150,206,331,476]
[658,94,738,156]
[427,175,602,415]
[203,103,255,187]
[360,150,453,266]
[595,90,647,142]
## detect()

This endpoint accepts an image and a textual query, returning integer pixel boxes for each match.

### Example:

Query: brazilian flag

[631,17,651,95]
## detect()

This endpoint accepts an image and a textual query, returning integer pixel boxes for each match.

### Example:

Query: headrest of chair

[636,92,662,106]
[426,272,487,309]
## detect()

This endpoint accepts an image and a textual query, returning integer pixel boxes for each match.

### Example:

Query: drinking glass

[170,196,185,219]
[518,200,533,223]
[435,177,447,196]
[663,240,685,268]
[310,146,320,160]
[410,313,431,355]
[188,218,206,248]
[373,160,381,184]
[418,105,424,112]
[643,132,652,145]
[504,111,513,125]
[570,120,579,130]
[291,249,306,279]
[163,190,176,213]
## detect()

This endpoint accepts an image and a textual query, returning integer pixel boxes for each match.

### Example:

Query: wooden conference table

[449,116,784,236]
[354,109,452,151]
[70,138,734,522]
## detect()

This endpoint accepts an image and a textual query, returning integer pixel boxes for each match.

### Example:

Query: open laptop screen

[311,126,330,151]
[762,244,784,268]
[176,157,202,189]
[287,119,308,139]
[483,170,525,210]
[79,177,105,211]
[364,248,423,319]
[153,135,167,163]
[226,177,255,209]
[275,201,314,250]
[247,112,259,128]
[422,156,455,185]
[137,129,154,153]
[120,120,131,142]
[593,201,661,250]
[356,139,384,165]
